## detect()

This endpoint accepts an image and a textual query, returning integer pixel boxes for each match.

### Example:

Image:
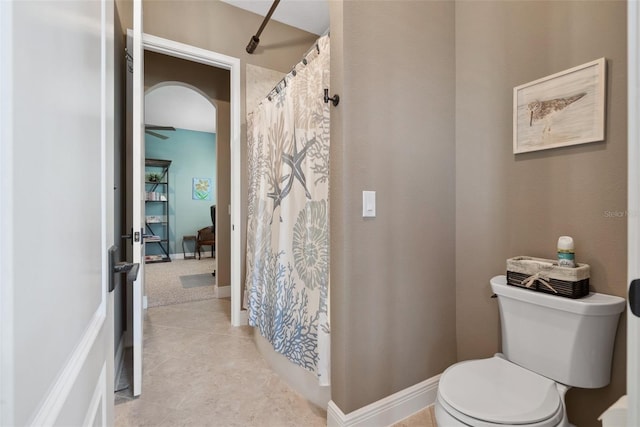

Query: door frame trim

[135,32,245,326]
[0,1,15,425]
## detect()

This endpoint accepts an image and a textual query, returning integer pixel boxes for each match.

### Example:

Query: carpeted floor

[145,258,217,308]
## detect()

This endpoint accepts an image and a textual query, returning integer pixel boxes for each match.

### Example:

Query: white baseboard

[114,335,125,389]
[327,374,440,427]
[215,285,230,298]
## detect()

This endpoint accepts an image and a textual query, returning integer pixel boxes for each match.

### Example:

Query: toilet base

[434,356,576,427]
[434,392,574,427]
[434,400,468,426]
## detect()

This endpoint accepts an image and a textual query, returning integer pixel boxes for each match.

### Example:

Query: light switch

[363,191,376,218]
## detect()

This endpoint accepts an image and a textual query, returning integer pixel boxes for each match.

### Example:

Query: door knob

[122,229,141,243]
[108,245,140,292]
[122,228,152,243]
[114,262,140,284]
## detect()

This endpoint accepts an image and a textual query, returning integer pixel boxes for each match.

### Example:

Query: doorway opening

[117,32,244,398]
[138,33,243,326]
[144,80,221,305]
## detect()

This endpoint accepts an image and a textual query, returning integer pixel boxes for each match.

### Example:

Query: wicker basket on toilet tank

[506,256,590,299]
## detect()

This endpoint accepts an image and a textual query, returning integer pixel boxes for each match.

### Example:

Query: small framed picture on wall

[192,177,212,201]
[513,58,606,154]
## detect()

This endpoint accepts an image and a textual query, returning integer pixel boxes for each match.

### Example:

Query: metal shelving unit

[144,158,172,263]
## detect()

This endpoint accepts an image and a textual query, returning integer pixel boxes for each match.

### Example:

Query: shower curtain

[245,35,330,385]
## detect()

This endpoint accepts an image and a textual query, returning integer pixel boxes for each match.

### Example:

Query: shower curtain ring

[324,88,340,107]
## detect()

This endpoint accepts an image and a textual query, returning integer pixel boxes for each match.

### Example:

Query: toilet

[435,275,625,427]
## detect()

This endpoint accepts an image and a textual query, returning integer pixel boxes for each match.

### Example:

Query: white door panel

[629,1,640,425]
[0,0,114,425]
[131,0,145,397]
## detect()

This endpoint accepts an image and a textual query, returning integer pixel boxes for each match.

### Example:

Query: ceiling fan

[145,124,176,140]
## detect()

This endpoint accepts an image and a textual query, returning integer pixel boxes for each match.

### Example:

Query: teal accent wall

[146,128,216,256]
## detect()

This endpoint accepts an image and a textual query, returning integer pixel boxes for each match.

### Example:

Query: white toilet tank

[491,275,625,388]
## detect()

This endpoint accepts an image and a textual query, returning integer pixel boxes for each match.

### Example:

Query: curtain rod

[246,0,280,54]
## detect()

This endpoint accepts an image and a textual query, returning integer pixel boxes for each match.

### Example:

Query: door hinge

[125,48,133,73]
[108,246,118,292]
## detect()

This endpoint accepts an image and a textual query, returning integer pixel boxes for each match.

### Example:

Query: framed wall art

[513,58,606,154]
[192,177,212,201]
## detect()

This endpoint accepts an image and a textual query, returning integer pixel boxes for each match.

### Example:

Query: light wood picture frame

[513,58,606,154]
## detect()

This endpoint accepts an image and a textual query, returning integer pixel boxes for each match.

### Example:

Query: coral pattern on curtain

[245,35,330,385]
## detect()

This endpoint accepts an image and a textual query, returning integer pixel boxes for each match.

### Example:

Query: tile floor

[391,406,437,427]
[114,292,437,426]
[114,298,327,426]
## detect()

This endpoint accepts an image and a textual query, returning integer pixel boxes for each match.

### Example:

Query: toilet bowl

[434,275,625,427]
[435,356,568,427]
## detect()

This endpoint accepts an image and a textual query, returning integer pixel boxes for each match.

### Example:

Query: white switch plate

[363,191,376,217]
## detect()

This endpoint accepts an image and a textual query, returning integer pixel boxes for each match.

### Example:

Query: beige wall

[115,0,131,36]
[145,51,230,100]
[455,2,627,426]
[246,63,284,116]
[330,0,457,413]
[141,0,318,75]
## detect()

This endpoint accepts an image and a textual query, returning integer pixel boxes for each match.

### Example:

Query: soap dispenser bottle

[557,236,575,268]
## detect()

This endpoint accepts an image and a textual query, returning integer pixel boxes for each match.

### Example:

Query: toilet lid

[438,357,561,425]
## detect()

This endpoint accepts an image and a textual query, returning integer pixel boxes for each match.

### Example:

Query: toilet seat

[437,356,564,426]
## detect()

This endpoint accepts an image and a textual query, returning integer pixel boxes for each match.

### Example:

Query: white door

[0,0,115,425]
[126,0,146,397]
[628,1,640,424]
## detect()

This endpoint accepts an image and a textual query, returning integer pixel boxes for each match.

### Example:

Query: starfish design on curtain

[267,172,294,223]
[267,136,317,222]
[282,136,317,200]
